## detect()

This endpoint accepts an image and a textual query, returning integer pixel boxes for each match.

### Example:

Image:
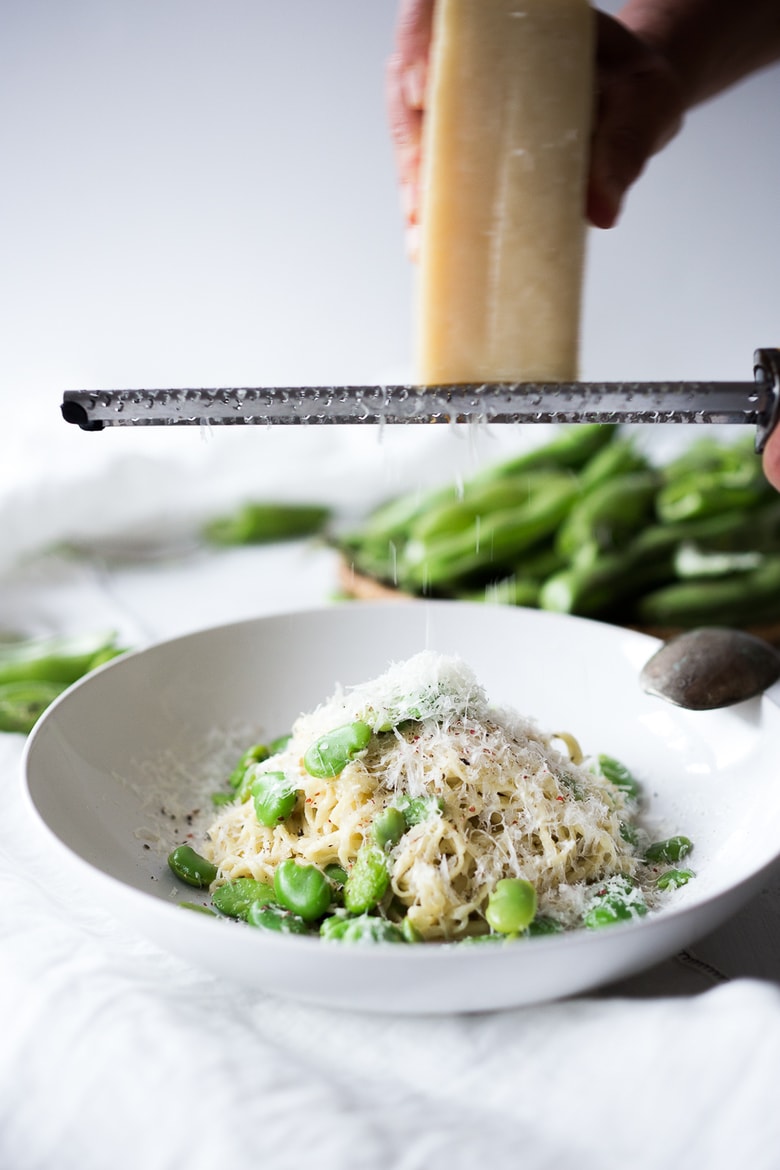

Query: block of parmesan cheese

[417,0,594,384]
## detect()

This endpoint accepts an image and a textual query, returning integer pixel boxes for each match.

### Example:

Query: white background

[1,0,779,546]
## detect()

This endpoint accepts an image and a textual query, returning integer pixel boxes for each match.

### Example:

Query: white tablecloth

[2,426,780,1170]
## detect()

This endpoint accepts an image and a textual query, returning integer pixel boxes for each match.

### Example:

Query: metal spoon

[640,627,780,710]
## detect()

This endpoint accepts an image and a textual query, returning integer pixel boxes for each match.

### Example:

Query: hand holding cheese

[389,0,780,240]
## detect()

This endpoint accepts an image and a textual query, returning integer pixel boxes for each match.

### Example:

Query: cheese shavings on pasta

[204,651,646,940]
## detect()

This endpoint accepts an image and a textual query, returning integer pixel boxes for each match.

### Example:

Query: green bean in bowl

[337,428,780,637]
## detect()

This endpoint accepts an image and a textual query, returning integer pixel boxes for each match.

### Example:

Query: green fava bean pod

[203,501,331,546]
[344,843,390,913]
[167,845,219,889]
[597,754,641,799]
[251,771,298,827]
[303,721,372,778]
[0,630,124,687]
[273,860,332,922]
[472,425,616,480]
[485,879,537,935]
[0,680,67,734]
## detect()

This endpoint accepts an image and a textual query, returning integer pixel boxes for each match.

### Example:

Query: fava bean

[485,879,537,935]
[303,721,372,778]
[343,843,389,913]
[526,916,564,937]
[373,806,407,851]
[584,901,637,928]
[273,860,332,922]
[396,794,444,826]
[211,877,276,920]
[167,845,218,889]
[655,867,695,890]
[210,791,235,807]
[645,836,693,864]
[462,916,562,941]
[247,902,310,934]
[597,754,641,799]
[229,743,270,790]
[251,771,298,826]
[401,917,423,943]
[320,913,405,943]
[619,821,640,846]
[324,863,348,887]
[583,878,648,929]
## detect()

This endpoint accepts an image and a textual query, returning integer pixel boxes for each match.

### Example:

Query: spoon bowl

[640,626,780,709]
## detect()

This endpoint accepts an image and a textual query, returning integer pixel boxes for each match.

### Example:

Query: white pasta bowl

[22,601,780,1014]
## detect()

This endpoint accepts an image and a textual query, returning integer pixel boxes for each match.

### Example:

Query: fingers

[387,0,435,257]
[762,429,780,493]
[587,11,685,228]
[387,5,686,244]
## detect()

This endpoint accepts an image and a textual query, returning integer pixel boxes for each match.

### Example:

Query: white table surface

[2,423,780,1170]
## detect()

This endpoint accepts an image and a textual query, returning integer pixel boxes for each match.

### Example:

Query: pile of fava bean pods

[337,426,780,637]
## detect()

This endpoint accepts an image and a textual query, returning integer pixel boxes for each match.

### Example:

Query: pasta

[194,652,692,941]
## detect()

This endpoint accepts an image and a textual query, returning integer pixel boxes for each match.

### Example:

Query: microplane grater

[61,347,780,452]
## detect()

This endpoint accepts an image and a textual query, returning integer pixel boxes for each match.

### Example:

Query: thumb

[762,426,780,493]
